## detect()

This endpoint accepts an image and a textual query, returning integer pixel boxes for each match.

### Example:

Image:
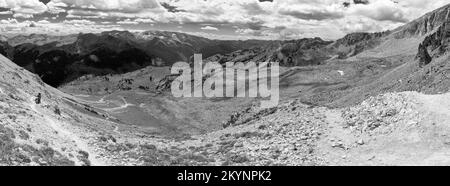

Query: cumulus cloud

[46,1,66,14]
[65,9,108,19]
[0,18,121,35]
[348,0,409,23]
[135,18,154,23]
[46,0,166,22]
[200,25,219,31]
[0,0,449,40]
[63,19,96,25]
[117,19,139,25]
[51,0,162,13]
[279,8,344,21]
[0,0,48,17]
[0,10,12,14]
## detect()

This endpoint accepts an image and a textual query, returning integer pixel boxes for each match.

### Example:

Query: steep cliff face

[415,13,450,67]
[394,4,450,38]
[346,4,450,59]
[416,43,433,67]
[420,21,450,55]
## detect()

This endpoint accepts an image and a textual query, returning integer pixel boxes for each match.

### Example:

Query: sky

[0,0,448,40]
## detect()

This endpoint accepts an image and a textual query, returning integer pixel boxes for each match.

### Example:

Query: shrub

[54,106,61,116]
[78,150,91,166]
[18,130,30,140]
[0,125,74,166]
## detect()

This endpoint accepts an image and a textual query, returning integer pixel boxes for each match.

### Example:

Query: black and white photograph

[0,0,449,172]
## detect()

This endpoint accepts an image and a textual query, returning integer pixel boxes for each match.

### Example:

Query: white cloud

[0,18,122,35]
[0,0,48,17]
[348,0,408,23]
[51,0,162,12]
[1,0,449,40]
[200,26,219,31]
[0,10,12,15]
[0,18,17,24]
[117,19,139,25]
[13,13,34,18]
[135,18,154,23]
[278,2,344,21]
[63,19,96,25]
[46,1,67,14]
[37,20,51,24]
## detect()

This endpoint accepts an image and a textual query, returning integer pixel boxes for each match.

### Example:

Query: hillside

[0,54,108,165]
[0,53,248,166]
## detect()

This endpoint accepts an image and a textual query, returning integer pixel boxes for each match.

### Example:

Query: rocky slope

[205,38,333,67]
[328,31,390,58]
[359,3,450,58]
[394,4,450,38]
[209,4,450,67]
[105,91,450,166]
[416,20,450,66]
[0,52,220,166]
[0,54,101,166]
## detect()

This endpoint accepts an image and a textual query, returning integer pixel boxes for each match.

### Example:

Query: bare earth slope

[0,54,105,166]
[132,91,450,166]
[0,54,161,166]
[323,92,450,165]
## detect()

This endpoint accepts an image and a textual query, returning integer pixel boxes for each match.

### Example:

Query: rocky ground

[81,91,450,166]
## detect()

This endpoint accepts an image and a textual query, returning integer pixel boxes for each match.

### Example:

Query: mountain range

[0,31,272,87]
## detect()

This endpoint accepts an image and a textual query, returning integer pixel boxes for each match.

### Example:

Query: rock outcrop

[394,4,450,38]
[329,31,390,58]
[156,74,180,92]
[275,38,333,66]
[206,38,334,67]
[416,19,450,67]
[421,21,450,54]
[416,43,433,67]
